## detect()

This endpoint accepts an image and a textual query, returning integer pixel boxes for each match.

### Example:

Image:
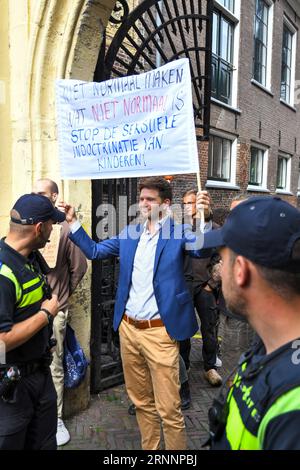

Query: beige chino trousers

[119,319,187,450]
[50,310,68,419]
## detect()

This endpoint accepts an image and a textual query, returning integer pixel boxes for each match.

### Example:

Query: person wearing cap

[33,178,87,447]
[60,177,208,450]
[203,196,300,450]
[0,193,64,450]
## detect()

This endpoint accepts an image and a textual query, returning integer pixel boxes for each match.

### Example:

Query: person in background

[212,208,229,227]
[33,179,87,447]
[182,189,222,387]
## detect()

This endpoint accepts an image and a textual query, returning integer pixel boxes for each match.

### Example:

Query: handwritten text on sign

[55,59,198,180]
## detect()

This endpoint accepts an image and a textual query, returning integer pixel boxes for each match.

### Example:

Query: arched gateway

[90,0,213,392]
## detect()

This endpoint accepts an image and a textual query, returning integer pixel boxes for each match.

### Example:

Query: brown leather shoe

[204,369,222,387]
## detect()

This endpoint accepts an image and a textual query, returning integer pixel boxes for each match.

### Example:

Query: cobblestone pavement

[61,320,246,451]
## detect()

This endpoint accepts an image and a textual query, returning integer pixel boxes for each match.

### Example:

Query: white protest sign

[55,58,199,180]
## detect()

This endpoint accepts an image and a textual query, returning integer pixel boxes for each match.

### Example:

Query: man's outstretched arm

[59,202,120,260]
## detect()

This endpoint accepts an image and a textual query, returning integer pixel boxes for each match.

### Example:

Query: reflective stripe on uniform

[258,386,300,448]
[23,277,42,291]
[0,263,43,308]
[18,283,44,308]
[225,362,260,450]
[226,394,259,450]
[0,264,22,303]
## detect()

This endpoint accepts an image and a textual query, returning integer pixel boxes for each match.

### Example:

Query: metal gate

[91,0,213,392]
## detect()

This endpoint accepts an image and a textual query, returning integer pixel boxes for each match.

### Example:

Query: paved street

[62,320,243,450]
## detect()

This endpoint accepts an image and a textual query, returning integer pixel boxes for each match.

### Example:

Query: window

[211,10,234,104]
[281,19,297,105]
[277,157,287,189]
[208,135,232,181]
[253,0,272,88]
[281,26,292,102]
[276,154,291,192]
[217,0,235,13]
[249,148,263,186]
[248,146,269,190]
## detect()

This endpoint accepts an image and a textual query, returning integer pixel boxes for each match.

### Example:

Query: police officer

[0,193,65,450]
[33,178,87,446]
[202,196,300,450]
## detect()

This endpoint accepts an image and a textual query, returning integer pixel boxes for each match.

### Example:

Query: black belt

[5,359,51,377]
[18,362,45,376]
[0,362,42,380]
[1,357,51,377]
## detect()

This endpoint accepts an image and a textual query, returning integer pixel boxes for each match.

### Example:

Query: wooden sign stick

[196,171,205,229]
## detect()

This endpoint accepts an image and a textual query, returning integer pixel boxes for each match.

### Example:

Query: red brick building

[172,0,300,211]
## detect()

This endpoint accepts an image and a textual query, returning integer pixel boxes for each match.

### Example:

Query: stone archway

[28,0,116,184]
[24,0,116,415]
[0,0,116,415]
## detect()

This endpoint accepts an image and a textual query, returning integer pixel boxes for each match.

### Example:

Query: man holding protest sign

[59,178,209,450]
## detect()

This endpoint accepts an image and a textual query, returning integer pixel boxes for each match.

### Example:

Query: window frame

[207,130,238,188]
[211,10,234,104]
[280,16,297,107]
[212,1,240,108]
[216,0,235,14]
[276,153,292,193]
[252,0,274,90]
[247,145,269,192]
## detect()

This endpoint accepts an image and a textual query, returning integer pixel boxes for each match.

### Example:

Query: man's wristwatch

[40,308,53,325]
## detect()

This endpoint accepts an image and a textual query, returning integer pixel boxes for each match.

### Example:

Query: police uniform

[0,193,65,450]
[201,196,300,450]
[210,339,300,450]
[0,239,57,449]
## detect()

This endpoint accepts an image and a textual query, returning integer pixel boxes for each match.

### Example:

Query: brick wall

[170,0,300,212]
[104,0,300,213]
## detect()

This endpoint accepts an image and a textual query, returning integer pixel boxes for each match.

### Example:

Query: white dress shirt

[125,217,169,321]
[70,217,167,321]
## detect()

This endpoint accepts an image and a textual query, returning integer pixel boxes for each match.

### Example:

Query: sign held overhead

[55,58,199,180]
